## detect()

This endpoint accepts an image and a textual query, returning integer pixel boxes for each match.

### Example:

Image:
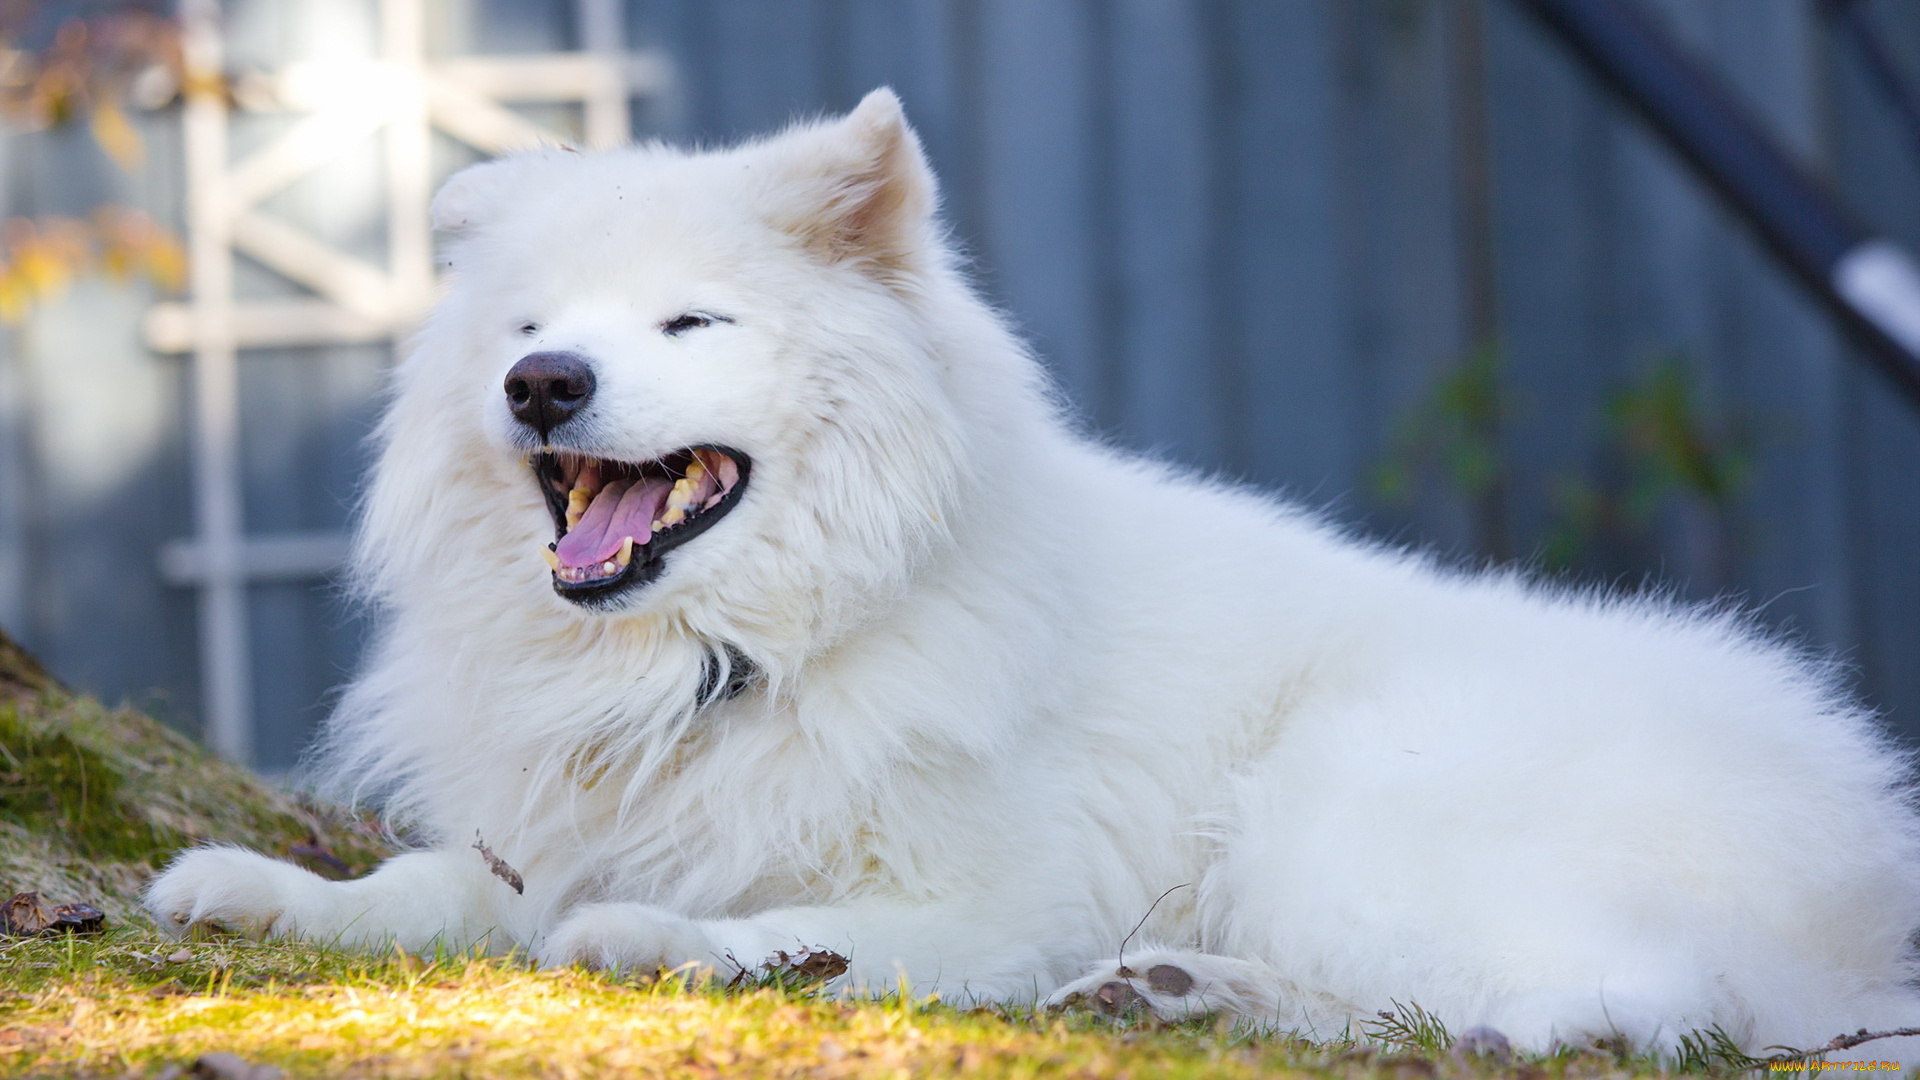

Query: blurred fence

[1,0,1917,768]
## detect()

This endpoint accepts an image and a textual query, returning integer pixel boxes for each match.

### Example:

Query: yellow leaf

[0,273,31,324]
[143,232,188,292]
[15,245,71,297]
[89,102,144,170]
[100,244,132,281]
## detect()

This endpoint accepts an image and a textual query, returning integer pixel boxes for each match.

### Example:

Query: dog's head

[361,90,985,652]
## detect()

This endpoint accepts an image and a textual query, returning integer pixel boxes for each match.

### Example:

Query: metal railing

[1512,0,1920,412]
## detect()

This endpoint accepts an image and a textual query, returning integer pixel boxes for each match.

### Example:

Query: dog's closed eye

[661,313,735,337]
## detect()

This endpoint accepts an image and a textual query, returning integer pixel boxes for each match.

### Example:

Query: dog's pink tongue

[554,479,672,569]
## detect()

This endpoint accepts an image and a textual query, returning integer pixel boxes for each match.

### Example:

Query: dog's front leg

[145,846,513,952]
[541,898,1065,1000]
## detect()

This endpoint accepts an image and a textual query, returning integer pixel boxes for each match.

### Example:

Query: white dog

[148,89,1920,1058]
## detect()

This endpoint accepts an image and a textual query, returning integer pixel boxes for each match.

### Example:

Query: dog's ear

[764,88,938,282]
[431,157,535,234]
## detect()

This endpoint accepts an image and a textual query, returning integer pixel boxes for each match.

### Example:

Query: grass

[0,632,1733,1078]
[1,928,1731,1080]
[0,644,391,930]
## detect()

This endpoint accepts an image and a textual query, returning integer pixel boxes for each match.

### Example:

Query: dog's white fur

[147,90,1920,1057]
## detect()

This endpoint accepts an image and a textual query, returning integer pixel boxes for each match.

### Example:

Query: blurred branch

[0,208,184,323]
[0,4,183,153]
[1376,348,1749,584]
[0,2,188,322]
[1540,354,1749,580]
[1372,340,1511,559]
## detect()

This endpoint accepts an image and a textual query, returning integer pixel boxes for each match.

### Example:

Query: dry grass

[1,927,1716,1080]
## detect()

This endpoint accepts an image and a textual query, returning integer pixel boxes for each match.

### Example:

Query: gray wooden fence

[2,0,1917,768]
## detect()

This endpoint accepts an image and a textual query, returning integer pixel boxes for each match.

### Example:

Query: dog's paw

[1049,959,1212,1021]
[1047,950,1306,1024]
[537,903,716,976]
[144,846,328,940]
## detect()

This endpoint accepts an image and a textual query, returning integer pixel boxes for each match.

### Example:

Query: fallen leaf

[48,902,104,935]
[472,832,524,894]
[1,892,106,936]
[1,892,49,935]
[761,947,849,985]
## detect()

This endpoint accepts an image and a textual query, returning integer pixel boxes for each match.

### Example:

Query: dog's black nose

[504,352,596,440]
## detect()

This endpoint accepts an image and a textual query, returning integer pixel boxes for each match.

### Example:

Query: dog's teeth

[660,478,695,527]
[686,459,707,483]
[616,536,634,567]
[541,547,559,571]
[566,487,591,529]
[665,477,695,511]
[651,518,664,533]
[602,560,617,574]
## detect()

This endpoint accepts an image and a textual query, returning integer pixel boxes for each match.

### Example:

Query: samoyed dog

[148,89,1920,1057]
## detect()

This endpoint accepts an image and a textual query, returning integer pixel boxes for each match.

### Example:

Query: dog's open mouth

[531,446,750,605]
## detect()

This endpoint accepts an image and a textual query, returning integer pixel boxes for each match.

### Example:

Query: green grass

[0,672,390,930]
[0,633,1730,1078]
[1,926,1738,1079]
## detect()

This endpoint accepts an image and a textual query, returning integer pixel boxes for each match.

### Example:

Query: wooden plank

[434,52,668,102]
[0,126,26,632]
[1220,0,1354,494]
[14,281,201,736]
[463,0,571,52]
[181,0,253,763]
[246,581,332,771]
[0,355,25,633]
[1483,0,1622,565]
[1849,380,1920,736]
[426,74,568,152]
[1108,0,1223,467]
[704,0,828,137]
[1331,0,1472,550]
[832,0,959,165]
[234,340,380,770]
[827,0,987,265]
[225,96,392,209]
[1830,0,1920,736]
[158,532,351,585]
[1698,0,1855,646]
[231,211,397,321]
[145,299,397,352]
[974,0,1105,413]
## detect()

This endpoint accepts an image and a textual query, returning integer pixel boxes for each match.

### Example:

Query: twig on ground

[1761,1027,1920,1066]
[1115,883,1189,978]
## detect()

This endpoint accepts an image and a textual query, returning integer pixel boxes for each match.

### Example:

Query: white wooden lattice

[153,0,668,763]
